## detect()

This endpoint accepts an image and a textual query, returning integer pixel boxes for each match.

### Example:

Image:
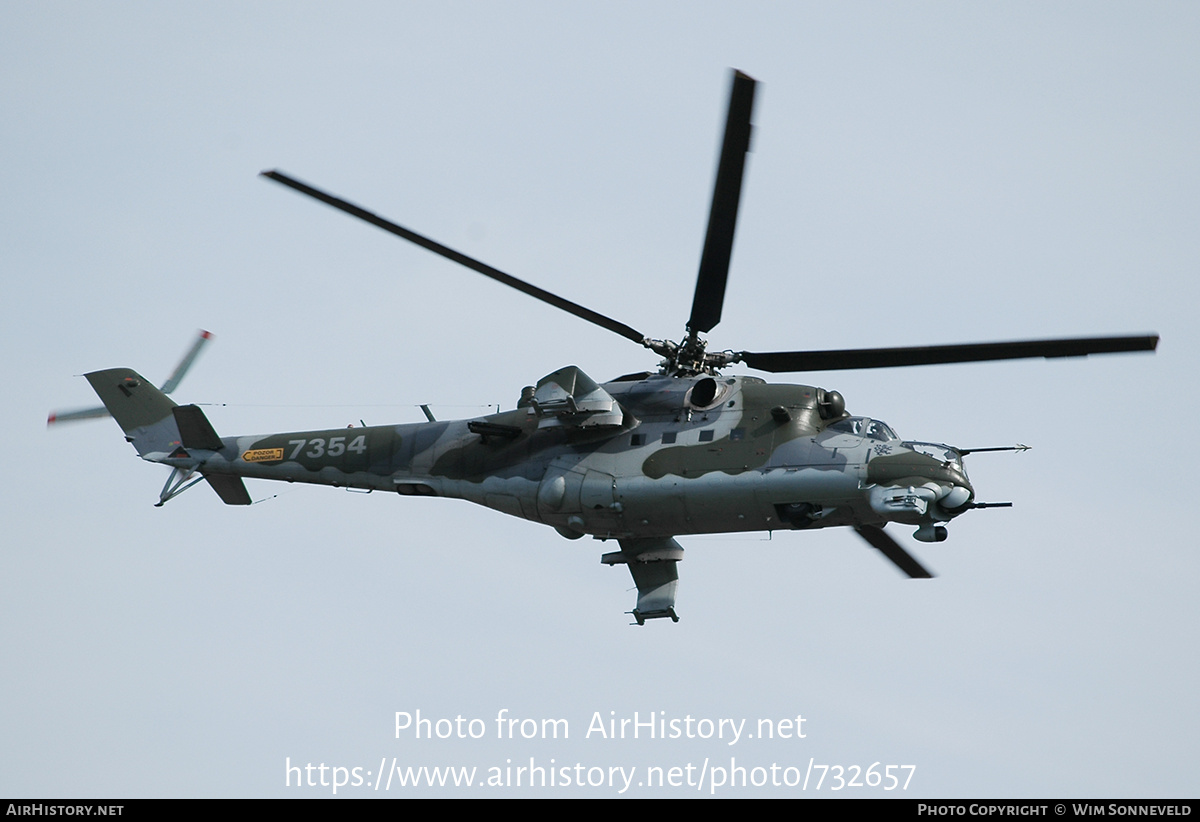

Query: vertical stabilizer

[85,368,180,457]
[85,368,251,506]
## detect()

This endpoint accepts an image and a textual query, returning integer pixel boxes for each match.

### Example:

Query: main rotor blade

[854,525,934,579]
[687,70,757,335]
[740,334,1159,373]
[261,170,646,345]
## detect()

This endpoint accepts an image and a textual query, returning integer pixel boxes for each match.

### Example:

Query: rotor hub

[644,332,738,376]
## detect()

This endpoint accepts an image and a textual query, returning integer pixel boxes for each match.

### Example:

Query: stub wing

[602,538,685,625]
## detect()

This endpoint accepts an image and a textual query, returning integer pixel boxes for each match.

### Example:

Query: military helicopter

[64,70,1157,624]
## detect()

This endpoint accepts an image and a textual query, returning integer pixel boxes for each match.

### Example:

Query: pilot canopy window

[829,417,897,442]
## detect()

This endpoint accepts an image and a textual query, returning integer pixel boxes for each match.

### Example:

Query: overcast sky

[3,2,1197,797]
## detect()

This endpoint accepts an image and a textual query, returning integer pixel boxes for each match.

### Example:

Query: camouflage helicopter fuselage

[72,70,1154,623]
[86,364,972,623]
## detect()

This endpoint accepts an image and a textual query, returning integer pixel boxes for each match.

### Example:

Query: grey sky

[3,2,1196,797]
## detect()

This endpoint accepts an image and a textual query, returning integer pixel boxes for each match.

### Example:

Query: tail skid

[156,467,251,507]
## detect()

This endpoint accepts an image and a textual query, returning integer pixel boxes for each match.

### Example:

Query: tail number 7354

[288,435,368,460]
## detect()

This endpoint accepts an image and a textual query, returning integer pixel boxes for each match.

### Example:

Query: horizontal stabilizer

[205,474,252,506]
[173,405,223,450]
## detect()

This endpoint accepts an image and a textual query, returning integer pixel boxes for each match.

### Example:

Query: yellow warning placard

[241,448,284,463]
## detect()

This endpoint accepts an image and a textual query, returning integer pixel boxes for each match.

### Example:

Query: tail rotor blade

[159,329,213,394]
[47,406,111,426]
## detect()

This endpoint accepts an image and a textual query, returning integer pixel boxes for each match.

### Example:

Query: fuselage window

[866,420,897,441]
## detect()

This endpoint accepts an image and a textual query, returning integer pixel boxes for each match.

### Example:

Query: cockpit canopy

[827,416,898,442]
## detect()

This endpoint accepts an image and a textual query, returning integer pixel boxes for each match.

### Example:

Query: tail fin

[85,368,251,506]
[50,330,213,427]
[85,368,181,457]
